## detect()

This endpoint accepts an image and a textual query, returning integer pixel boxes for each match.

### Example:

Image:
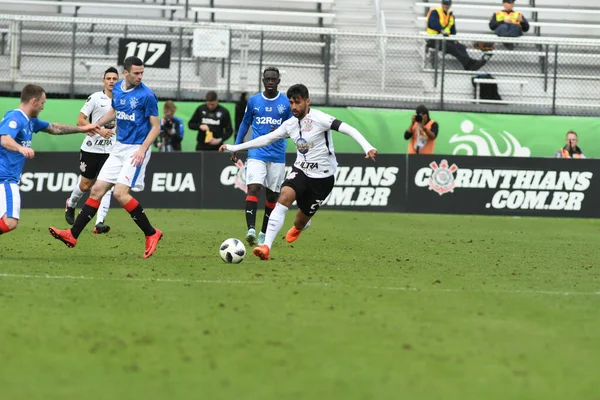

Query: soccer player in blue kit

[0,84,99,236]
[231,67,293,246]
[49,56,163,258]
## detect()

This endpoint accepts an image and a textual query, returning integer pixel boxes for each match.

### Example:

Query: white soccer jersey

[79,91,115,154]
[229,108,375,179]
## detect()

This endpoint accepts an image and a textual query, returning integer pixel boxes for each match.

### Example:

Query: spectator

[489,0,530,50]
[555,131,586,158]
[156,100,184,152]
[188,91,233,151]
[404,105,439,155]
[235,92,248,131]
[426,0,488,71]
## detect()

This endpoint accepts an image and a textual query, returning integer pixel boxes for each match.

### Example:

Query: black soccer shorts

[79,150,110,180]
[282,167,335,216]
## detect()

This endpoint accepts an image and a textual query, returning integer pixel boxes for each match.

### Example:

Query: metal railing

[1,14,599,116]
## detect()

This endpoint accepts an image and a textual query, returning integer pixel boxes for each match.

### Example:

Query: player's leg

[258,162,285,245]
[253,168,306,260]
[65,151,96,224]
[0,183,21,235]
[286,174,334,243]
[49,150,122,247]
[93,153,112,234]
[113,147,162,258]
[244,159,267,245]
[94,187,112,234]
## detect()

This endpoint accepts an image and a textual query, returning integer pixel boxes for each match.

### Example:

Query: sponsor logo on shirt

[255,117,283,125]
[116,110,136,121]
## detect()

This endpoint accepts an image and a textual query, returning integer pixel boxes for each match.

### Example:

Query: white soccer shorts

[97,142,151,191]
[0,182,21,219]
[245,159,286,193]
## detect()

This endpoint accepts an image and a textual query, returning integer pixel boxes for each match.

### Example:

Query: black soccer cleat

[93,222,111,234]
[65,198,75,225]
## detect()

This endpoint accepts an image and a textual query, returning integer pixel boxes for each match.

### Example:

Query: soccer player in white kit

[220,84,378,260]
[65,67,119,234]
[49,57,163,258]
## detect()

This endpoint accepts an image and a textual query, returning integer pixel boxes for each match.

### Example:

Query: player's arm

[235,99,254,145]
[0,135,34,159]
[332,119,378,161]
[220,125,289,153]
[42,122,98,135]
[131,116,160,167]
[94,108,116,129]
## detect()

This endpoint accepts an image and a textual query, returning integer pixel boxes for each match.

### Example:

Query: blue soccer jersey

[112,81,159,145]
[235,92,293,163]
[0,109,49,184]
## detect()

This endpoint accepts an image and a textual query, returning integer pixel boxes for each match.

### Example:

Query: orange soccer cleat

[253,244,270,260]
[48,227,77,248]
[286,226,302,243]
[144,228,163,259]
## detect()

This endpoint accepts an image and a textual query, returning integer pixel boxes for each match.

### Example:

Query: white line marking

[0,273,598,296]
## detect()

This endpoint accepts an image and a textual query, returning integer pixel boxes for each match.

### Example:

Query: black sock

[70,198,99,239]
[245,195,258,230]
[125,199,156,236]
[261,201,276,234]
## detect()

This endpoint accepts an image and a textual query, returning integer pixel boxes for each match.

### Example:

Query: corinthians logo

[428,160,458,195]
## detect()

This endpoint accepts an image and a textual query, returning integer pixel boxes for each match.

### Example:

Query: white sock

[264,203,288,249]
[68,184,85,208]
[303,219,312,231]
[95,189,112,224]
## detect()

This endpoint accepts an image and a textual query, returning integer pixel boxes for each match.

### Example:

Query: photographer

[404,105,439,155]
[157,100,184,152]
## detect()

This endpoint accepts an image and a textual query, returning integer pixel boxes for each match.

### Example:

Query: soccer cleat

[245,228,257,246]
[144,228,163,259]
[93,222,111,234]
[48,226,77,248]
[65,198,75,225]
[253,244,270,260]
[286,226,302,243]
[257,232,266,246]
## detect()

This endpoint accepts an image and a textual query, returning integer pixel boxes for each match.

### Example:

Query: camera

[415,114,423,123]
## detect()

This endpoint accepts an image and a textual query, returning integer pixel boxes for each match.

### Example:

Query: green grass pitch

[0,209,599,400]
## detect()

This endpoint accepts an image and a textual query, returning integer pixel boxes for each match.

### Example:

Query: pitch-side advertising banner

[19,152,600,218]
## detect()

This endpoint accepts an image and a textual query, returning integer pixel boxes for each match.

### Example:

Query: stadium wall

[19,152,600,218]
[1,97,599,157]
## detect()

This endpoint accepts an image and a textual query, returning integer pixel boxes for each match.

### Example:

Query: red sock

[124,198,139,213]
[0,219,11,234]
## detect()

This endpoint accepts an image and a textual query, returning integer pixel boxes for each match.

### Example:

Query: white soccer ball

[219,238,246,264]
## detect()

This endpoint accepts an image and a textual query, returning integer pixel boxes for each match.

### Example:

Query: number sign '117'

[117,39,172,69]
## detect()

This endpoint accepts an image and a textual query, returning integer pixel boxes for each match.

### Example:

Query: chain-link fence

[1,14,599,116]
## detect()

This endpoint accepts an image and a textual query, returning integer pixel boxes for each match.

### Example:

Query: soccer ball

[219,238,246,264]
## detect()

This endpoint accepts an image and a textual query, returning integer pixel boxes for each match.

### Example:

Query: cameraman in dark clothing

[188,90,233,151]
[157,100,184,152]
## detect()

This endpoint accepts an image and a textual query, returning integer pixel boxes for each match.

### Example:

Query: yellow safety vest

[495,11,522,26]
[426,7,454,35]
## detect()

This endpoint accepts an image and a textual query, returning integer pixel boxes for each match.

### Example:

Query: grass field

[0,209,599,400]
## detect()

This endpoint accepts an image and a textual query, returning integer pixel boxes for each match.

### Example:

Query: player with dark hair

[220,84,378,260]
[0,84,99,235]
[232,66,293,246]
[64,66,119,233]
[49,56,163,258]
